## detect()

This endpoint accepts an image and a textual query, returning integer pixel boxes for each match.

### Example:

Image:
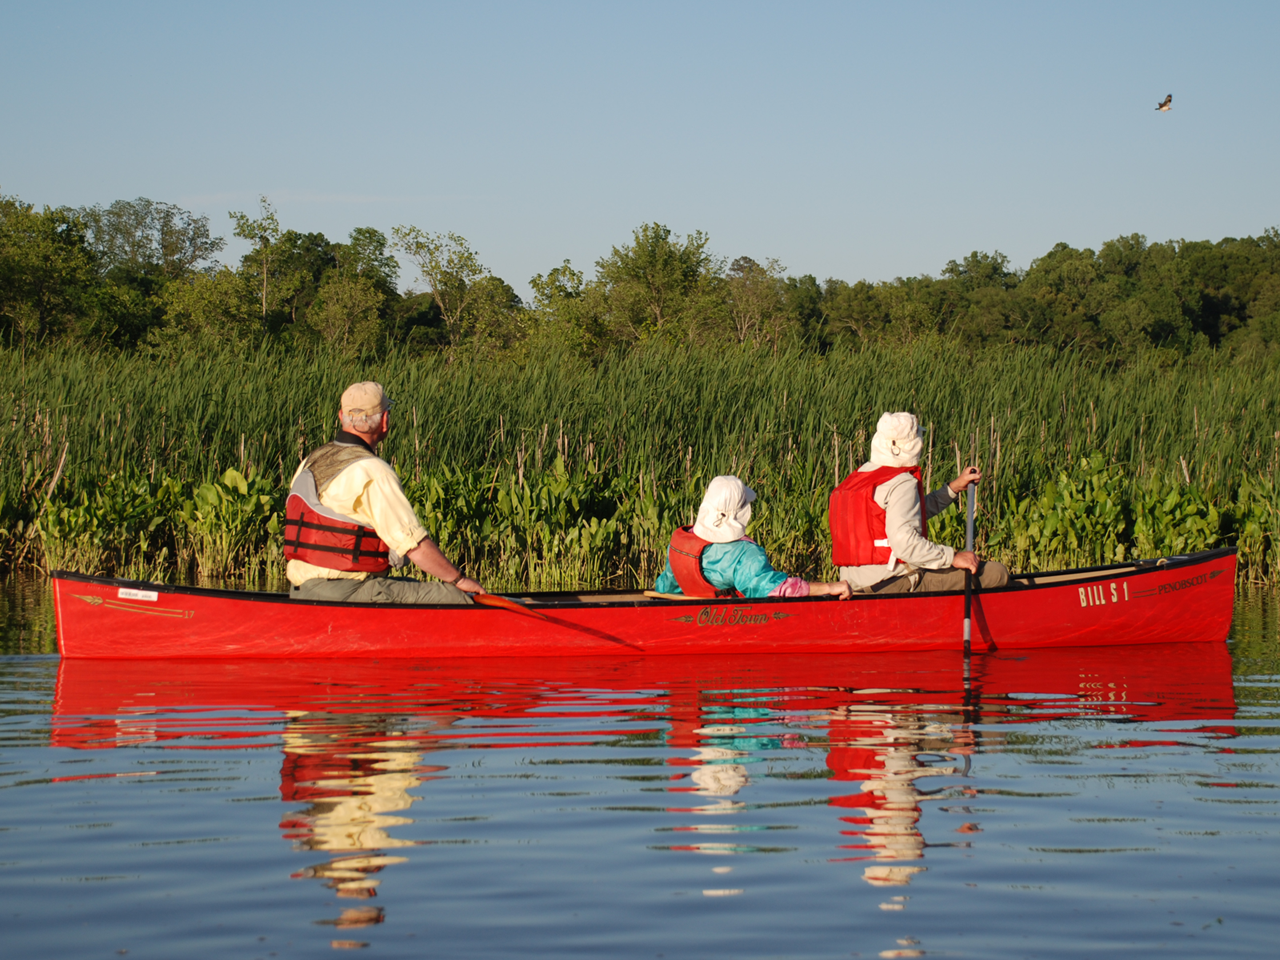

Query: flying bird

[1156,94,1172,112]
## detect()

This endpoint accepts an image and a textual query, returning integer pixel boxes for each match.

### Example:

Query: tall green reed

[2,339,1277,587]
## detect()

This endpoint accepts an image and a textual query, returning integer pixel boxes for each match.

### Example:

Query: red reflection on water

[53,643,1236,744]
[51,642,1235,903]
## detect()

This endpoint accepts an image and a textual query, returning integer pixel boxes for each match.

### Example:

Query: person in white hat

[829,411,1009,593]
[653,475,852,599]
[282,381,483,603]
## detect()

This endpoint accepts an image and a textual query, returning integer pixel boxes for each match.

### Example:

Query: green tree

[464,275,526,353]
[1235,271,1280,349]
[265,230,336,330]
[593,223,719,341]
[338,227,399,295]
[528,260,606,356]
[385,291,445,350]
[878,277,944,340]
[779,274,827,347]
[724,256,788,345]
[391,226,488,353]
[308,273,385,351]
[822,278,888,342]
[79,198,225,280]
[530,260,585,307]
[941,250,1017,292]
[934,251,1021,342]
[1121,242,1201,349]
[154,268,257,347]
[1018,242,1104,345]
[229,196,282,330]
[0,195,98,346]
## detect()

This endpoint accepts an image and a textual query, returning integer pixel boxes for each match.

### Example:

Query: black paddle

[963,481,976,658]
[961,479,983,763]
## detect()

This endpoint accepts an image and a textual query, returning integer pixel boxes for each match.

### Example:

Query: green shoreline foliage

[5,190,1280,358]
[1,340,1276,590]
[4,188,1278,589]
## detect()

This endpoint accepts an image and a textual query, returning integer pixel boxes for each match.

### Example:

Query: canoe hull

[51,549,1237,658]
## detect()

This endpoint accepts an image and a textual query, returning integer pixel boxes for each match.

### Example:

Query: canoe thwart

[642,590,702,601]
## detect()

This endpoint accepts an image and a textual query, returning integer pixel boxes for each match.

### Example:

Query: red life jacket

[829,466,926,568]
[283,495,391,573]
[282,445,392,574]
[667,526,742,598]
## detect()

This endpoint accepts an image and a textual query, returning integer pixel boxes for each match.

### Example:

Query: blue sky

[3,1,1276,297]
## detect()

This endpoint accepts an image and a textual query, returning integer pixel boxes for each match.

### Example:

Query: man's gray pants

[290,576,474,604]
[867,561,1011,594]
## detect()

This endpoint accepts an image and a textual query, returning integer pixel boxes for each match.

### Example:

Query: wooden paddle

[473,592,550,620]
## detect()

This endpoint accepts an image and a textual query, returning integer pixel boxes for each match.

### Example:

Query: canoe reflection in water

[52,642,1236,920]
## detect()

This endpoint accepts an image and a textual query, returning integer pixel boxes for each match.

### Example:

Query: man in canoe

[654,475,853,599]
[830,411,1010,594]
[283,381,483,603]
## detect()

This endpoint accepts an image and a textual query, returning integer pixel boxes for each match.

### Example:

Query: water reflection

[278,710,434,928]
[824,703,965,886]
[51,643,1237,932]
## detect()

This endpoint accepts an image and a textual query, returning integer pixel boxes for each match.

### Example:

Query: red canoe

[50,548,1237,659]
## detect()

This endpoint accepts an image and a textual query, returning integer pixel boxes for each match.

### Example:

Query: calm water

[1,583,1277,959]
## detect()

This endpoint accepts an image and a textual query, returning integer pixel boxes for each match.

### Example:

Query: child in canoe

[654,475,853,600]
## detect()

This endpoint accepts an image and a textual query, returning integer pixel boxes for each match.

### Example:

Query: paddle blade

[473,593,550,620]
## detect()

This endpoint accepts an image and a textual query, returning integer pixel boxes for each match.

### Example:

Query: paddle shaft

[963,484,975,652]
[474,593,550,621]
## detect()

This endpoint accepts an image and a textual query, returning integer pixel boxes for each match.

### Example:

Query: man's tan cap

[340,381,391,417]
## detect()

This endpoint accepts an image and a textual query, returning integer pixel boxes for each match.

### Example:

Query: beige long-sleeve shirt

[285,455,430,586]
[837,464,959,589]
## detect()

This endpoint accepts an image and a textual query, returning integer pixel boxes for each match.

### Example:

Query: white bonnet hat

[692,475,756,543]
[869,411,923,468]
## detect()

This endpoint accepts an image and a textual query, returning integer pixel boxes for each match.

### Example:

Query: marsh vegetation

[3,191,1277,589]
[2,342,1275,590]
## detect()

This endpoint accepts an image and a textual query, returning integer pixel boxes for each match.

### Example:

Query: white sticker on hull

[118,588,159,602]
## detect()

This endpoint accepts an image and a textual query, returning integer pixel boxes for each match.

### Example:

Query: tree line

[3,190,1279,358]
